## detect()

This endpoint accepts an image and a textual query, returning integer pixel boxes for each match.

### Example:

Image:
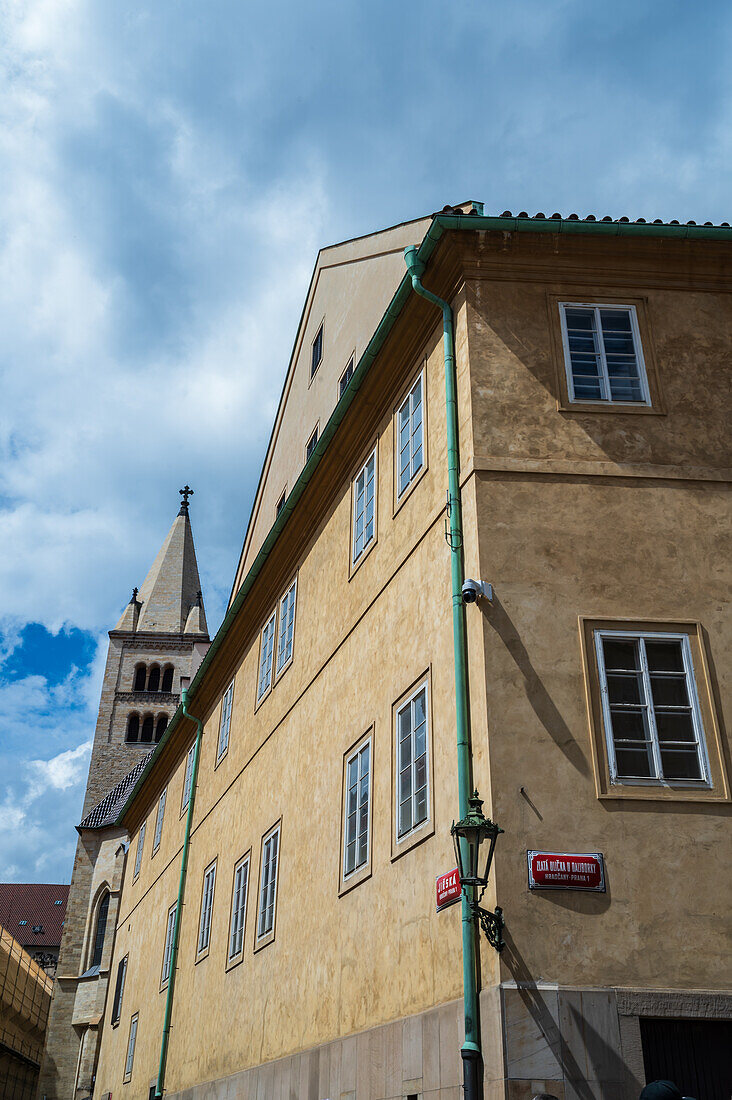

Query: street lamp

[451,790,505,952]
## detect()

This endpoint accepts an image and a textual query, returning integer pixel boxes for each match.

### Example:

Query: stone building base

[141,985,731,1100]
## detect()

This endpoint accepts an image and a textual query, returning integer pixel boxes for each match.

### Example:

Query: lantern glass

[450,791,502,889]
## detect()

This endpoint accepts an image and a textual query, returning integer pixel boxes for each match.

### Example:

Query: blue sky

[1,0,730,884]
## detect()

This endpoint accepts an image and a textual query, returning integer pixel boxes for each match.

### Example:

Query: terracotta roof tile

[0,882,69,948]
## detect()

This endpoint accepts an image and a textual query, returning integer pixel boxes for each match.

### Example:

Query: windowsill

[253,928,275,953]
[159,978,169,993]
[598,784,726,803]
[225,950,245,973]
[194,946,210,965]
[339,863,372,897]
[214,746,229,770]
[254,683,273,714]
[151,845,160,860]
[274,652,293,686]
[349,534,377,581]
[393,460,428,518]
[391,818,434,862]
[557,398,664,416]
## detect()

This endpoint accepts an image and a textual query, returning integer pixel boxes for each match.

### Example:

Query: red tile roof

[0,882,69,948]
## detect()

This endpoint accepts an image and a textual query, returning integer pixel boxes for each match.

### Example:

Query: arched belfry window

[155,714,168,743]
[161,666,174,693]
[148,665,160,693]
[126,714,140,743]
[90,891,110,969]
[141,715,154,743]
[133,665,147,692]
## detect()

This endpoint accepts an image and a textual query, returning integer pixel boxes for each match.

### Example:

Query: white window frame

[595,629,711,787]
[197,860,217,958]
[559,302,651,405]
[395,681,431,841]
[152,788,166,855]
[256,611,277,702]
[275,579,297,676]
[181,743,195,813]
[228,852,250,962]
[352,447,377,565]
[160,902,177,989]
[132,822,145,881]
[256,822,281,945]
[123,1012,138,1081]
[396,370,425,501]
[217,681,234,763]
[343,736,372,879]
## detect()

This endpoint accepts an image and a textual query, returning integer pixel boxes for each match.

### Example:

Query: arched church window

[141,715,154,742]
[155,714,168,743]
[133,664,147,692]
[126,714,140,743]
[161,666,174,693]
[148,665,161,693]
[90,891,109,969]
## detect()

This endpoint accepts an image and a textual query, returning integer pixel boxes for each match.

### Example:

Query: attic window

[311,323,323,378]
[32,925,44,934]
[54,899,63,905]
[18,920,27,926]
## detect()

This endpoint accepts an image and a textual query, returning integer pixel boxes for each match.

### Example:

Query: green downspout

[154,683,203,1100]
[404,246,482,1100]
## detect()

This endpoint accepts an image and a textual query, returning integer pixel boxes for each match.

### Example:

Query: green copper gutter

[403,244,482,1098]
[116,208,732,828]
[154,684,203,1100]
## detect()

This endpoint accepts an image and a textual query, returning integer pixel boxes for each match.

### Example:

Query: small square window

[311,324,323,378]
[559,303,650,405]
[339,356,355,398]
[306,425,319,463]
[595,630,710,786]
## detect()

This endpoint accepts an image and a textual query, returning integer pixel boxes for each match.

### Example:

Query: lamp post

[451,791,505,953]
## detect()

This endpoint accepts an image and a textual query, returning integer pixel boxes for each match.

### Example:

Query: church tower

[39,490,210,1100]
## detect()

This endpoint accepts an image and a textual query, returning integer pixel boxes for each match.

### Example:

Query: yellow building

[94,206,731,1100]
[1,926,54,1100]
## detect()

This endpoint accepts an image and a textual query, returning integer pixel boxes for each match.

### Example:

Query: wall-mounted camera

[461,579,493,604]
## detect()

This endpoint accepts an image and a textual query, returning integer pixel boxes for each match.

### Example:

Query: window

[197,861,217,957]
[133,823,146,881]
[397,373,424,499]
[257,612,276,701]
[559,303,649,404]
[181,744,196,812]
[344,739,371,878]
[276,580,297,675]
[133,665,146,692]
[311,323,323,378]
[595,631,709,785]
[396,684,430,839]
[152,788,166,854]
[161,665,174,693]
[147,665,160,692]
[306,425,319,462]
[90,891,110,969]
[155,714,168,743]
[352,448,376,564]
[275,488,286,518]
[111,955,128,1025]
[217,682,234,762]
[126,714,140,743]
[228,854,250,961]
[141,715,154,743]
[124,1012,138,1081]
[339,356,354,398]
[256,824,280,943]
[160,903,176,987]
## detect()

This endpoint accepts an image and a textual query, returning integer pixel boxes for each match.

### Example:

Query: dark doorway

[641,1017,732,1100]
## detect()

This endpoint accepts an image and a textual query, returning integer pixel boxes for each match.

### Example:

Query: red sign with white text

[528,851,605,892]
[436,867,461,911]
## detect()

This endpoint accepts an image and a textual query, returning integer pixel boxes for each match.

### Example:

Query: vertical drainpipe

[155,679,203,1100]
[404,246,482,1100]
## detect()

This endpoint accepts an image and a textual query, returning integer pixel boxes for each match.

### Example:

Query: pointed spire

[114,494,209,636]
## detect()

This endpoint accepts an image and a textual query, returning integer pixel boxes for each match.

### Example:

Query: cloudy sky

[1,0,730,885]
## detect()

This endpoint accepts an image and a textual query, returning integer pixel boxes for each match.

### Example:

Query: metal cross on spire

[178,485,194,515]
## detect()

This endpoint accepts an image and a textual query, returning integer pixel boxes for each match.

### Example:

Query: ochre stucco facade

[92,212,731,1100]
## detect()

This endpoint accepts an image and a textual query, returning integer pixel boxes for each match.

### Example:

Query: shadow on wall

[502,929,629,1100]
[484,593,590,777]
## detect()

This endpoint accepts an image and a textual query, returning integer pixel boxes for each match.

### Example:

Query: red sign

[436,867,461,911]
[528,851,605,892]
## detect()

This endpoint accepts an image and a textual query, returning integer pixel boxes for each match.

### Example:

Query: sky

[1,0,730,884]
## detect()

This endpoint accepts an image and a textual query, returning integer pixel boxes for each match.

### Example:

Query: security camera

[462,579,492,604]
